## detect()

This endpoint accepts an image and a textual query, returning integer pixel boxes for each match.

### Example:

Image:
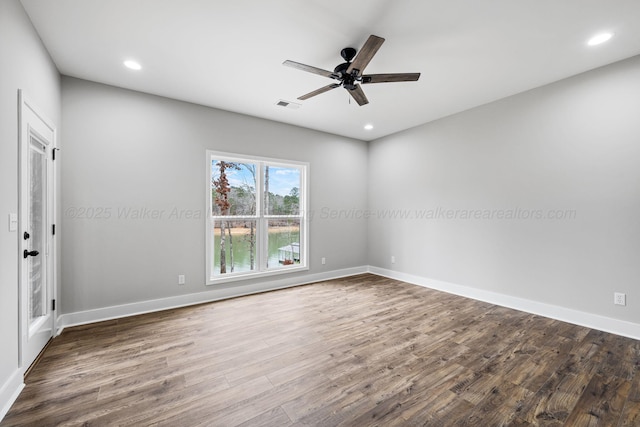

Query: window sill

[206,265,309,286]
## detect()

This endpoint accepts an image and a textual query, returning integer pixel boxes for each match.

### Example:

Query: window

[206,151,308,284]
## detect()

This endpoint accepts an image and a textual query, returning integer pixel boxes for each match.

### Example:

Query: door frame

[18,90,58,371]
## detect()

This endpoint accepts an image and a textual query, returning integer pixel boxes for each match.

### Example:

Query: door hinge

[52,224,56,235]
[52,148,58,160]
[52,299,56,311]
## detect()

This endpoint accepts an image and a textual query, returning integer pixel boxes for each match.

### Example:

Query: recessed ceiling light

[587,32,613,46]
[364,124,374,130]
[123,60,142,70]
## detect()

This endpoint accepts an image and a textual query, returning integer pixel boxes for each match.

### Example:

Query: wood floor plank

[347,362,470,426]
[187,372,329,427]
[510,357,599,425]
[2,273,638,426]
[459,380,532,426]
[619,371,640,427]
[113,375,273,426]
[235,406,292,427]
[563,373,630,426]
[60,374,188,427]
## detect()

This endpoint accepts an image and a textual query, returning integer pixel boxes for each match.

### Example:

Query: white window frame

[205,150,309,285]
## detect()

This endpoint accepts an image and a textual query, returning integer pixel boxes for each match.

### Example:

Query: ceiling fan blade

[361,73,421,84]
[346,35,385,76]
[347,85,369,106]
[298,83,341,100]
[283,60,338,79]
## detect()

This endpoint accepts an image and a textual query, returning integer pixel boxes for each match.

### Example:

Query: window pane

[211,160,257,216]
[264,165,301,215]
[267,219,301,268]
[213,219,257,274]
[29,141,46,320]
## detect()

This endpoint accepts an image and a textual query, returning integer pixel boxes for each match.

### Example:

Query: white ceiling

[20,0,640,141]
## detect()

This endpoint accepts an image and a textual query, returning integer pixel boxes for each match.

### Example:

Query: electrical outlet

[614,292,626,306]
[321,257,326,265]
[178,275,185,285]
[391,255,396,264]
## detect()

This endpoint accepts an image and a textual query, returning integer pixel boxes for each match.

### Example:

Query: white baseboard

[368,266,640,341]
[0,369,24,423]
[57,266,368,332]
[54,264,640,342]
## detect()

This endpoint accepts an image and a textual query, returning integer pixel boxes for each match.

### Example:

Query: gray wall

[0,0,60,400]
[369,55,640,324]
[61,77,369,313]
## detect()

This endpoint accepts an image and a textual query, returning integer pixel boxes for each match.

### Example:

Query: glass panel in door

[28,136,47,324]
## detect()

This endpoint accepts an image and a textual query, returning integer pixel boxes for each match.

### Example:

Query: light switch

[9,213,18,232]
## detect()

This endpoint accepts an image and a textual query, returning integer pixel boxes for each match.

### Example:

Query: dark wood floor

[2,274,639,426]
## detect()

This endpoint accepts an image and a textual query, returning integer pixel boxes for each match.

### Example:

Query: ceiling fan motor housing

[333,62,349,75]
[333,62,358,89]
[340,47,357,62]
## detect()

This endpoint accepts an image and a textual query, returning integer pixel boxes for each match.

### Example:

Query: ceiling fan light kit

[284,35,420,106]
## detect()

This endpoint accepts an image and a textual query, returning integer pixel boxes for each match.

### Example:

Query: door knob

[23,250,39,259]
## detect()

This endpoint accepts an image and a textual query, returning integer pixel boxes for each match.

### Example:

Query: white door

[19,91,57,371]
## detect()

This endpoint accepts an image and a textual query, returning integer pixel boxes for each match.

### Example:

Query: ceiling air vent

[276,100,301,109]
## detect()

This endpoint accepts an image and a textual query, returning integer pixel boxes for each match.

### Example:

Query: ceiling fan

[283,35,420,106]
